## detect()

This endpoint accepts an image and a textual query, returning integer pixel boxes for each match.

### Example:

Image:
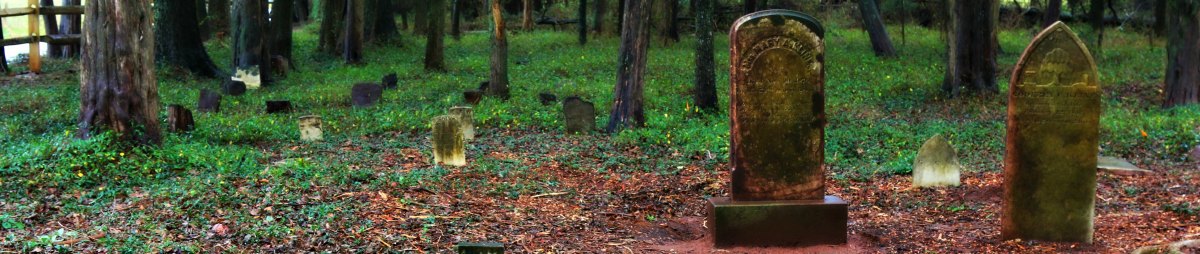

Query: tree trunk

[1155,0,1167,36]
[1090,0,1103,51]
[693,0,717,112]
[593,0,605,34]
[345,0,364,64]
[942,0,999,96]
[425,0,447,71]
[607,0,651,133]
[40,0,62,58]
[294,0,312,23]
[744,0,757,14]
[210,0,230,39]
[270,0,294,68]
[616,0,625,35]
[319,0,346,54]
[415,0,430,33]
[1044,0,1062,28]
[375,0,398,41]
[79,0,161,145]
[860,0,897,57]
[452,0,462,39]
[155,0,223,77]
[59,0,81,57]
[197,0,209,40]
[1164,0,1200,107]
[579,0,588,45]
[523,0,533,30]
[233,0,271,84]
[489,0,511,99]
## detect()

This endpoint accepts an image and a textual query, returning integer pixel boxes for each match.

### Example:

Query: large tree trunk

[196,0,208,40]
[209,0,230,39]
[79,0,161,145]
[270,0,294,67]
[345,0,364,64]
[155,0,222,77]
[425,0,447,71]
[942,0,999,96]
[693,0,717,112]
[414,0,430,33]
[593,0,605,34]
[319,0,346,54]
[606,0,651,133]
[40,0,62,58]
[59,0,82,57]
[489,0,511,99]
[1164,0,1200,107]
[1044,0,1062,28]
[523,0,533,30]
[232,0,271,84]
[375,0,398,41]
[579,0,588,44]
[860,0,896,57]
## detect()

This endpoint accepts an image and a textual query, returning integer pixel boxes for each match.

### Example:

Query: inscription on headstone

[1002,21,1101,243]
[432,115,467,166]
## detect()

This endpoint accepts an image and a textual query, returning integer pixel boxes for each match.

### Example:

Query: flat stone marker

[456,242,503,254]
[1097,156,1150,176]
[1002,21,1101,243]
[351,83,383,107]
[432,115,466,166]
[912,134,962,188]
[167,105,195,133]
[449,106,475,141]
[382,73,398,89]
[299,115,323,141]
[198,89,221,113]
[223,79,246,96]
[266,101,292,114]
[562,96,595,134]
[708,10,846,248]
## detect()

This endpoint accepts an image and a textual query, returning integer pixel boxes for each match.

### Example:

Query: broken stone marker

[223,79,246,96]
[198,89,222,113]
[538,92,558,106]
[708,10,847,248]
[299,115,323,141]
[266,101,292,114]
[463,90,483,105]
[167,105,195,133]
[912,134,962,188]
[432,115,466,166]
[456,242,503,254]
[382,73,398,89]
[351,83,383,107]
[562,97,595,134]
[449,106,475,141]
[1002,22,1101,243]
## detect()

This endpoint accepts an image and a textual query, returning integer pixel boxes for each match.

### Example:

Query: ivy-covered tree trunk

[209,0,230,38]
[693,0,716,112]
[579,0,587,45]
[344,0,364,64]
[319,0,346,54]
[155,0,222,77]
[232,0,271,84]
[59,0,82,57]
[942,0,999,96]
[1164,0,1200,107]
[425,0,447,71]
[607,0,651,133]
[488,0,511,99]
[79,0,162,145]
[270,0,294,67]
[859,0,897,57]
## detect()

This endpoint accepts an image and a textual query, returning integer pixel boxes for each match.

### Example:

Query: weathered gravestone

[455,242,503,254]
[382,73,398,89]
[432,115,467,166]
[198,89,222,113]
[223,79,246,96]
[562,96,595,134]
[913,134,962,188]
[167,105,195,133]
[299,115,323,141]
[266,101,292,114]
[707,10,847,247]
[351,83,383,107]
[449,106,475,141]
[1002,21,1101,243]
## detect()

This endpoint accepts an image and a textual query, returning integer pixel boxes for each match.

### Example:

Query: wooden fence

[0,0,83,74]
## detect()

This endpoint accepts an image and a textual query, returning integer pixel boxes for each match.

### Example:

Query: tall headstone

[912,134,962,188]
[449,106,475,141]
[562,97,595,134]
[299,115,323,141]
[351,83,383,107]
[432,115,467,166]
[708,10,846,247]
[1002,21,1101,243]
[198,89,222,113]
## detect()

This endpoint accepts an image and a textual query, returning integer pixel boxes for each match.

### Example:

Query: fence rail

[0,6,83,18]
[0,1,84,74]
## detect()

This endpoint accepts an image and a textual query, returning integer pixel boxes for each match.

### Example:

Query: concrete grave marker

[198,89,221,113]
[1002,22,1101,243]
[708,10,847,247]
[299,115,323,141]
[449,106,475,141]
[351,83,383,107]
[432,115,466,166]
[562,96,595,134]
[912,134,962,188]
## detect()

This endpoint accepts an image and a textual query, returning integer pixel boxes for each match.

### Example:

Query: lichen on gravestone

[431,115,466,166]
[449,106,475,141]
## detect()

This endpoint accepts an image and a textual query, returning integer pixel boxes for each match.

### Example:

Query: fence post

[28,0,41,73]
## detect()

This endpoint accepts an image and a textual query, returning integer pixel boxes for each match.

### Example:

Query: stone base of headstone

[707,196,847,247]
[455,242,504,254]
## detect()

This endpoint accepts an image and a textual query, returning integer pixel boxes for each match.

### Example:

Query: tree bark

[375,0,398,41]
[345,0,364,64]
[942,0,999,96]
[523,0,533,30]
[415,0,430,33]
[693,0,717,112]
[1090,0,1103,51]
[1164,0,1200,107]
[489,0,511,99]
[233,0,271,84]
[155,0,223,77]
[270,0,295,68]
[607,0,651,133]
[1155,0,1167,36]
[294,0,312,23]
[79,0,161,145]
[860,0,897,57]
[1044,0,1062,28]
[579,0,588,44]
[425,0,447,71]
[319,0,346,54]
[744,0,757,14]
[59,0,81,57]
[452,0,462,39]
[210,0,230,39]
[593,0,605,34]
[616,0,625,35]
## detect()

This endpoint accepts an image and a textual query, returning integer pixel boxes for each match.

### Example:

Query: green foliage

[1162,202,1199,217]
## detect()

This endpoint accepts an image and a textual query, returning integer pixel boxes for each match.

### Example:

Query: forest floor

[2,12,1199,253]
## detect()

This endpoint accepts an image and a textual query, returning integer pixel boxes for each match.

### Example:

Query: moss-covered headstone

[562,96,595,134]
[432,115,466,166]
[708,10,846,248]
[449,106,475,141]
[1002,22,1101,243]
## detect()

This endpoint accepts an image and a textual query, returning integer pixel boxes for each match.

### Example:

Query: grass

[1,12,1198,251]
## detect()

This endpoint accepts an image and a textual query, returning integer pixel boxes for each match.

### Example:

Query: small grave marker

[432,115,466,166]
[299,115,323,141]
